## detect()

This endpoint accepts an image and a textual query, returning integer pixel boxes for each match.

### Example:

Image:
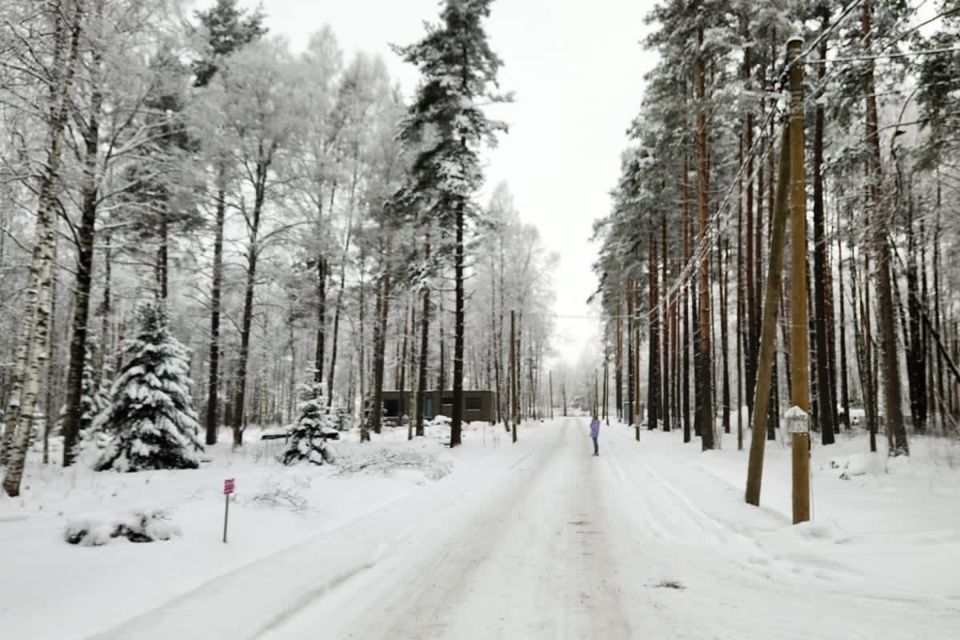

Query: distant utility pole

[562,382,567,417]
[787,38,811,525]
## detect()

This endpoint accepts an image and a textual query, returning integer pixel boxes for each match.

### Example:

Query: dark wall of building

[381,390,497,423]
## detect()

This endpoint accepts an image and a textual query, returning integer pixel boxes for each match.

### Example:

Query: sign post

[223,478,235,543]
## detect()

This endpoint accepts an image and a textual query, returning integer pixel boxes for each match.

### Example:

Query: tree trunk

[370,263,391,435]
[696,27,715,450]
[647,232,660,431]
[662,213,671,432]
[97,233,112,385]
[205,173,226,445]
[812,13,835,445]
[510,310,517,442]
[863,0,908,456]
[157,216,169,302]
[627,281,635,428]
[451,199,465,448]
[719,235,731,435]
[229,158,270,447]
[62,33,103,464]
[682,150,692,444]
[3,0,85,496]
[327,200,356,408]
[399,300,411,398]
[905,202,926,432]
[615,300,623,421]
[837,216,851,429]
[415,233,431,437]
[314,255,327,383]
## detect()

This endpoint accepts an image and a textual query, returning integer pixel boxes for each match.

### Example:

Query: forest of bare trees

[0,0,555,495]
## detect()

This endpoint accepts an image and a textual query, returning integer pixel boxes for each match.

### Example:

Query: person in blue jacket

[589,414,600,456]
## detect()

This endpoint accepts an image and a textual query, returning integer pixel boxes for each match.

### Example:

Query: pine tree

[283,381,337,466]
[396,0,510,447]
[95,303,202,472]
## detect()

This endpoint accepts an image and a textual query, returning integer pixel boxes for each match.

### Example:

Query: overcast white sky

[257,0,658,366]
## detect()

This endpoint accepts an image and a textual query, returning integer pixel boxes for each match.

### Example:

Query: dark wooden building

[380,390,497,424]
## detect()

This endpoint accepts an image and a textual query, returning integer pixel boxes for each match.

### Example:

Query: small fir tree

[95,303,203,471]
[283,381,337,466]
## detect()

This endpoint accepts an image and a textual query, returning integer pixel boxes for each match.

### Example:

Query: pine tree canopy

[395,0,510,220]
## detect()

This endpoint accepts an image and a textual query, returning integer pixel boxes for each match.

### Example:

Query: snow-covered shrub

[336,445,453,480]
[94,303,203,472]
[250,483,309,511]
[829,453,887,479]
[65,510,181,546]
[282,382,338,466]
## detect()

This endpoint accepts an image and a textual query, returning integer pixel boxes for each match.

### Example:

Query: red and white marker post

[223,478,235,543]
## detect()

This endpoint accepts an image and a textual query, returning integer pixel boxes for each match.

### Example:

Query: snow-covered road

[88,418,960,639]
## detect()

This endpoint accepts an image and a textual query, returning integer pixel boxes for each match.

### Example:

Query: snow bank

[65,510,181,546]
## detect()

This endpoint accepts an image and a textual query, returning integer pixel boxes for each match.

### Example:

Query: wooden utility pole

[745,121,792,507]
[787,38,811,524]
[510,310,517,442]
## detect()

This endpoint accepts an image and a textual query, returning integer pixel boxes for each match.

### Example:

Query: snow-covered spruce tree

[95,303,202,471]
[395,0,509,448]
[283,381,337,465]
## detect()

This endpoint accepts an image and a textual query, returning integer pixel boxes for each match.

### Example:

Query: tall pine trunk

[205,174,226,445]
[451,199,465,447]
[415,233,431,437]
[863,0,908,456]
[647,231,660,430]
[837,216,851,429]
[812,12,836,445]
[696,26,715,450]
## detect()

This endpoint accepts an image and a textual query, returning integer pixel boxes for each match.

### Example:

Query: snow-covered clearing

[3,419,959,639]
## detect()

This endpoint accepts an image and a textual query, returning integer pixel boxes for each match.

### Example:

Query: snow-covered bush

[94,303,203,472]
[65,510,181,546]
[282,382,337,466]
[335,444,453,480]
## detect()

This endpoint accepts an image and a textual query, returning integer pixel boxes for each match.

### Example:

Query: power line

[804,45,960,64]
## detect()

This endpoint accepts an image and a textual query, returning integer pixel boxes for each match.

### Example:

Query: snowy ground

[2,418,959,639]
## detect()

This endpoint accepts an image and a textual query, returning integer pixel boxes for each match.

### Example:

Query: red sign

[224,478,235,495]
